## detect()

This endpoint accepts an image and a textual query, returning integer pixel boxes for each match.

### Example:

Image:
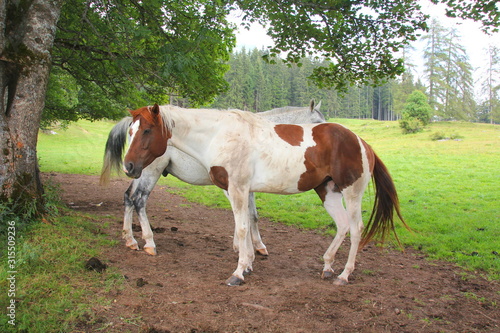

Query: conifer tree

[480,45,500,123]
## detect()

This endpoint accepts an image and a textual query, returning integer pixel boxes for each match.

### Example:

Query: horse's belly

[166,148,212,185]
[250,181,302,194]
[249,157,306,194]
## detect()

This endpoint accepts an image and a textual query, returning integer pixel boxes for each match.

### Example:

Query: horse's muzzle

[123,162,142,179]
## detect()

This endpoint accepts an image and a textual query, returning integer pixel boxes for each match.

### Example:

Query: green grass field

[37,118,500,280]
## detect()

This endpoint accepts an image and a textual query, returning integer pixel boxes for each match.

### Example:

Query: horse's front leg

[134,188,156,255]
[123,182,139,250]
[320,189,349,282]
[127,165,163,255]
[226,186,254,286]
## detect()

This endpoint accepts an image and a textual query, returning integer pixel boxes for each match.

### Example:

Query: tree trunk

[0,0,63,215]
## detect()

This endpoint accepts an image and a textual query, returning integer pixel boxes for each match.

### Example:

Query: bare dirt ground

[46,173,499,332]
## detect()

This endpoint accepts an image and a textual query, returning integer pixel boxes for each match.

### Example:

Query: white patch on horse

[123,119,140,170]
[249,124,317,194]
[357,136,371,183]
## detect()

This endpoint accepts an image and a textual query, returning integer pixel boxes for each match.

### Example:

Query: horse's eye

[144,129,151,135]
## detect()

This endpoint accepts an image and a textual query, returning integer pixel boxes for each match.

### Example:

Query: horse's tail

[99,117,132,186]
[360,152,410,248]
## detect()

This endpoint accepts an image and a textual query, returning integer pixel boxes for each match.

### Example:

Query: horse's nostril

[126,162,134,173]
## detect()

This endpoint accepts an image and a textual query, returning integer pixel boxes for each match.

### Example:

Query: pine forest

[207,20,499,124]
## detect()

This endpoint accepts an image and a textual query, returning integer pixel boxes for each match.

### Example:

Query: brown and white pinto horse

[123,104,408,286]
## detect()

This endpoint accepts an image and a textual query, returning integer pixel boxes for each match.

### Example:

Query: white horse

[101,102,325,256]
[121,104,408,286]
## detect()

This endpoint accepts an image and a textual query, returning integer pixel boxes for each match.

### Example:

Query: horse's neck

[167,107,236,162]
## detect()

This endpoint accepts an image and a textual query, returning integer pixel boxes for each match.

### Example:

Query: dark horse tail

[360,153,410,248]
[99,117,132,185]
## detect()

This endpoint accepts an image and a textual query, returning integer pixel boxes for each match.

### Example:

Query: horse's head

[123,104,171,178]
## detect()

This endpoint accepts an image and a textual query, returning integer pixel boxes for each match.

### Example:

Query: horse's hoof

[256,248,269,256]
[127,243,139,251]
[144,247,157,256]
[243,268,252,276]
[127,244,139,251]
[226,275,244,286]
[333,278,348,286]
[321,270,334,280]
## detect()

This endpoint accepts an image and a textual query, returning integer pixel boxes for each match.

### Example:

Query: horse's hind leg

[318,182,349,282]
[227,191,268,256]
[249,192,268,256]
[334,185,365,285]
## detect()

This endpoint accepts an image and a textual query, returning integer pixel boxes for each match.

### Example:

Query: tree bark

[0,0,63,214]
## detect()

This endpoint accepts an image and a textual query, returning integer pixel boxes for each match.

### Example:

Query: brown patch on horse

[298,123,364,192]
[209,166,229,190]
[274,124,304,146]
[313,182,328,202]
[314,181,342,202]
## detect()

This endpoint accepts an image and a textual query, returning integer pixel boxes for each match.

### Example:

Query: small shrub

[400,117,424,134]
[430,131,447,140]
[399,90,432,134]
[430,131,464,141]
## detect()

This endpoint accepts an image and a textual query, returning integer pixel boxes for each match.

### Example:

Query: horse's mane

[157,106,175,132]
[258,106,306,116]
[130,105,175,133]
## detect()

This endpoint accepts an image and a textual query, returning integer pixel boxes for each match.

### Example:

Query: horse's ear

[151,104,160,116]
[309,99,315,112]
[315,101,322,111]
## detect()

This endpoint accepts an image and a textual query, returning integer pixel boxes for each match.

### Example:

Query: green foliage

[432,0,500,33]
[42,67,80,128]
[43,0,437,124]
[37,119,500,279]
[42,1,497,124]
[48,0,235,122]
[400,90,432,133]
[237,0,427,91]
